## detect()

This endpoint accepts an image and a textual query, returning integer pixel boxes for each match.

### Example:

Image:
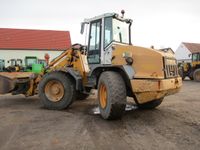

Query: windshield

[113,18,129,44]
[192,53,200,61]
[104,17,130,47]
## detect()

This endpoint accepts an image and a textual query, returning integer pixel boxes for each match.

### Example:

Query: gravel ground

[0,80,199,150]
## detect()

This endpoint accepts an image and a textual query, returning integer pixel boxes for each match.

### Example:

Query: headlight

[122,52,133,65]
[125,57,133,65]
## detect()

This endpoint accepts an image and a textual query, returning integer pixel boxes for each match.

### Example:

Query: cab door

[87,20,102,64]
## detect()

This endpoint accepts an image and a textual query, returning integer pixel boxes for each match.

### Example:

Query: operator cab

[81,11,132,65]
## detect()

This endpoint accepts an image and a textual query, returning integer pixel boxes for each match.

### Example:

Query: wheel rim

[195,71,200,81]
[99,83,107,109]
[44,80,64,102]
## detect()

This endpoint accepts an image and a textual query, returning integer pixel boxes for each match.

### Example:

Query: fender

[88,64,135,89]
[59,68,83,91]
[89,64,135,79]
[121,65,135,80]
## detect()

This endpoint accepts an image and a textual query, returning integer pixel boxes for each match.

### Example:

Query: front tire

[98,71,126,120]
[39,72,76,110]
[137,98,163,109]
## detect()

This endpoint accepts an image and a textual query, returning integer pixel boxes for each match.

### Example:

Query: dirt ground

[0,80,199,150]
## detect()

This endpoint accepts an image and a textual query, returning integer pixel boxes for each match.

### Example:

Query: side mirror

[188,54,191,57]
[80,22,85,34]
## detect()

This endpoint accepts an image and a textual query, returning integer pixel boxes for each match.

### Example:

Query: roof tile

[0,28,71,50]
[183,42,200,53]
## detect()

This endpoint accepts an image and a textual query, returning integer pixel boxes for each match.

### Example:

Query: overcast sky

[0,0,199,50]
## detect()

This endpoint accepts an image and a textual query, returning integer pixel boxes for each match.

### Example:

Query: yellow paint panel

[72,51,89,83]
[130,77,182,103]
[131,77,182,92]
[192,61,200,68]
[112,44,165,79]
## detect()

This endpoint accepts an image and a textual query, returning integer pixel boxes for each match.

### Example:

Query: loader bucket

[0,72,34,95]
[0,75,15,94]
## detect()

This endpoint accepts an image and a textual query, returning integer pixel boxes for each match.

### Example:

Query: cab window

[88,20,101,64]
[104,17,112,47]
[192,53,199,61]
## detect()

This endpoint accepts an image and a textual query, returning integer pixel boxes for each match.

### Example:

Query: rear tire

[189,76,194,80]
[76,88,91,100]
[178,68,185,80]
[39,72,76,110]
[98,71,126,120]
[189,72,194,80]
[193,69,200,82]
[137,98,163,109]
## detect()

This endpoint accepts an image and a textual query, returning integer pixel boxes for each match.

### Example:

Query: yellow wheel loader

[6,59,23,72]
[0,11,182,120]
[178,52,200,82]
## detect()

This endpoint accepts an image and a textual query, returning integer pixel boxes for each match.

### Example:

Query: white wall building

[175,42,200,62]
[0,28,71,67]
[0,50,64,67]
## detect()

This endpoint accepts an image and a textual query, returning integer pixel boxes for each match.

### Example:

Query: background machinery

[25,56,38,71]
[0,59,5,72]
[2,56,46,73]
[6,59,23,72]
[0,11,182,120]
[25,56,46,73]
[179,52,200,81]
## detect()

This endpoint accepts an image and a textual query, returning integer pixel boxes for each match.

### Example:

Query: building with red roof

[0,28,71,67]
[175,42,200,62]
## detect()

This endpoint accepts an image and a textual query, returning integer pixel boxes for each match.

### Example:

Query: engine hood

[112,44,175,79]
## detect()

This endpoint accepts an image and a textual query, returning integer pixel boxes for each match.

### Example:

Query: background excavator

[0,11,182,120]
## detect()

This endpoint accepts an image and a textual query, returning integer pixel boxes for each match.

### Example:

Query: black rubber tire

[189,77,194,80]
[193,69,200,82]
[76,88,91,100]
[137,98,163,109]
[189,72,194,80]
[98,71,126,120]
[76,92,90,100]
[39,72,76,110]
[178,68,185,80]
[189,76,194,80]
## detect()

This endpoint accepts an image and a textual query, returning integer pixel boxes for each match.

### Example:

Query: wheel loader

[178,52,200,81]
[6,59,23,72]
[0,11,182,120]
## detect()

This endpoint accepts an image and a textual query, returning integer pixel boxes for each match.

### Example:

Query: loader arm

[47,49,73,70]
[47,46,89,79]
